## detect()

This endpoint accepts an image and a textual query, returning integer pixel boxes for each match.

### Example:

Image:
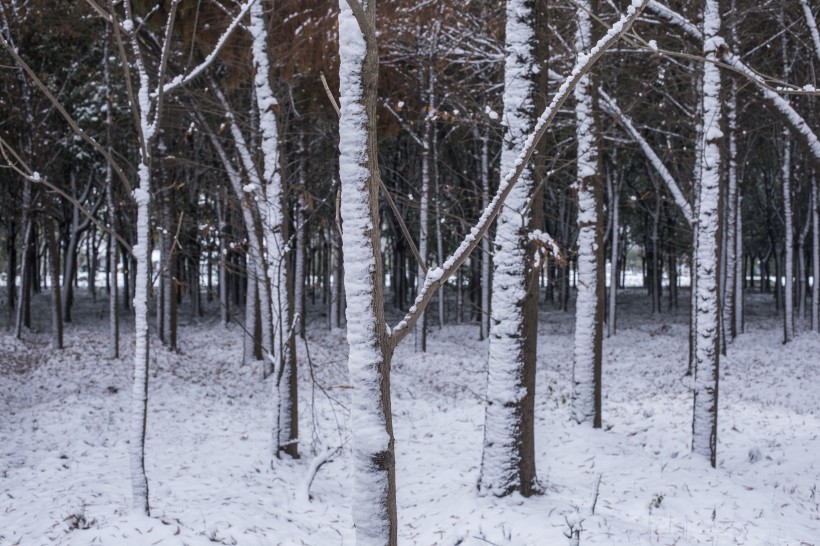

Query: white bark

[799,0,820,63]
[248,0,296,459]
[812,174,819,331]
[479,0,537,497]
[724,82,739,340]
[782,130,794,342]
[691,1,722,468]
[338,1,396,543]
[571,0,602,427]
[415,69,433,351]
[479,128,492,340]
[608,180,619,337]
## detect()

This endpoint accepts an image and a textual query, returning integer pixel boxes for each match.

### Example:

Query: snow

[337,1,395,543]
[3,290,820,544]
[571,0,602,427]
[478,0,537,497]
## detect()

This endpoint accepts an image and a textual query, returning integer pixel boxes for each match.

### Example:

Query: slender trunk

[782,130,794,342]
[691,0,722,467]
[608,182,619,336]
[338,1,397,541]
[479,127,491,340]
[6,216,16,326]
[798,193,811,323]
[217,197,229,325]
[479,0,539,497]
[15,183,33,338]
[734,206,743,335]
[571,0,604,429]
[724,81,739,340]
[248,0,296,458]
[434,130,445,329]
[295,141,308,338]
[45,213,63,350]
[415,67,432,352]
[813,174,820,331]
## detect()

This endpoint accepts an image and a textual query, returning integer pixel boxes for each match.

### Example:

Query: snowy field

[1,289,819,545]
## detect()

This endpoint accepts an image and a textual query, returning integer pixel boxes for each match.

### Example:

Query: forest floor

[1,288,819,545]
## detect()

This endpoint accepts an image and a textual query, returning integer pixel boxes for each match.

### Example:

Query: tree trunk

[15,181,33,337]
[479,0,539,497]
[571,0,604,429]
[782,129,794,342]
[813,174,819,331]
[691,0,722,468]
[478,126,491,340]
[45,213,63,350]
[338,1,397,542]
[608,180,619,336]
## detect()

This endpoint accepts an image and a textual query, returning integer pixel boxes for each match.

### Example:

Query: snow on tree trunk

[131,161,152,514]
[104,33,119,359]
[479,0,538,498]
[691,0,723,468]
[735,190,744,335]
[295,153,308,338]
[415,70,432,352]
[476,125,492,341]
[800,0,820,63]
[724,82,739,340]
[812,174,819,332]
[248,0,297,459]
[571,0,604,428]
[45,212,63,350]
[338,1,397,543]
[782,129,794,343]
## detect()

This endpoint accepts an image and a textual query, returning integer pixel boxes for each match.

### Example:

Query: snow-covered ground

[1,289,819,545]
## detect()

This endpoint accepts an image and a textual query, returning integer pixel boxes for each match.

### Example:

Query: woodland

[1,0,820,545]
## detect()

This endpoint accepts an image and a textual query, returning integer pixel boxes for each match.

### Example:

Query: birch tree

[571,0,605,428]
[691,0,723,468]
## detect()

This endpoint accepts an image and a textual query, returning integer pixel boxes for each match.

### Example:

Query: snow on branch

[388,0,651,346]
[722,51,820,166]
[800,0,820,64]
[529,229,564,269]
[599,89,694,226]
[646,1,701,40]
[158,0,258,96]
[647,0,820,168]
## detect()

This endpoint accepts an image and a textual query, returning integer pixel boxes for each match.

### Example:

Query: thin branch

[319,71,340,117]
